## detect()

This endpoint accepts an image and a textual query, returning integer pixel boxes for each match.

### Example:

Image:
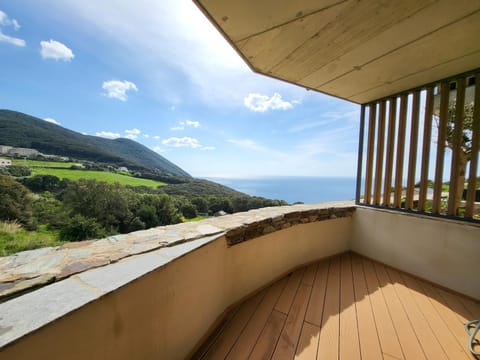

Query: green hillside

[30,168,165,188]
[0,109,190,177]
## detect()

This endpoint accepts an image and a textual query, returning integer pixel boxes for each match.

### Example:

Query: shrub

[60,214,105,241]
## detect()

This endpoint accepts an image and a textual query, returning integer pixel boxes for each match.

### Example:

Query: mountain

[0,109,190,177]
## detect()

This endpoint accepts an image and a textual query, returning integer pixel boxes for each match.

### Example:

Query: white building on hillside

[0,158,12,166]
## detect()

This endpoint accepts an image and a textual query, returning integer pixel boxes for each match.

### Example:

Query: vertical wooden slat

[394,95,408,208]
[447,78,466,215]
[356,105,366,205]
[465,75,480,218]
[432,82,450,214]
[364,103,377,204]
[383,98,397,206]
[418,87,434,211]
[374,101,386,205]
[406,91,421,209]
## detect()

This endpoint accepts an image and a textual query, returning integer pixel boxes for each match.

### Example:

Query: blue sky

[0,1,360,178]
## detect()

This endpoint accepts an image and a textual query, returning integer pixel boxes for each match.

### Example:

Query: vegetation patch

[31,168,166,188]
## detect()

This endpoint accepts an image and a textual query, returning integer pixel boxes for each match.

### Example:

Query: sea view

[206,176,357,204]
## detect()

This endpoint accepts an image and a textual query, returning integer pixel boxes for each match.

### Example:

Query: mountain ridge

[0,109,190,177]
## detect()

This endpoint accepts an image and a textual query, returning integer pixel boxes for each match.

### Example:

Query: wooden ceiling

[194,0,480,104]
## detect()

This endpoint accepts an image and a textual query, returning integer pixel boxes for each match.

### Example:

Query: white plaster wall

[351,206,480,300]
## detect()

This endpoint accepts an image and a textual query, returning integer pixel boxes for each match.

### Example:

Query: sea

[206,176,357,204]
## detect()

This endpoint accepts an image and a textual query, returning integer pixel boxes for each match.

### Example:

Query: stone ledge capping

[0,201,355,303]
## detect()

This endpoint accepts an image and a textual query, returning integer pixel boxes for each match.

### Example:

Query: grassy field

[12,159,77,168]
[30,168,166,188]
[0,223,66,256]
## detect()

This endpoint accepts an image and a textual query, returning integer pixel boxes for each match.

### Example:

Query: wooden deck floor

[194,252,480,360]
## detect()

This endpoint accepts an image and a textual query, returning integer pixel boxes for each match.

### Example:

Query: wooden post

[383,98,397,206]
[364,103,377,204]
[418,88,434,211]
[447,78,466,215]
[355,105,366,205]
[394,95,408,208]
[432,82,449,214]
[465,75,480,218]
[406,91,420,209]
[374,101,386,205]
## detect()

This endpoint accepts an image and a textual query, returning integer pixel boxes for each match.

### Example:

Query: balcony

[1,1,480,359]
[0,204,478,359]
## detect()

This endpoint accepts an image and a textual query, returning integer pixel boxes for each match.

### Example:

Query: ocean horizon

[206,176,357,204]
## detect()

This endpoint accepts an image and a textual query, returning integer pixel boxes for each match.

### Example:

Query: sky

[0,1,360,178]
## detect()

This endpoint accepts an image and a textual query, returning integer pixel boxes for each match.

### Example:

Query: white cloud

[153,135,161,139]
[36,1,309,107]
[124,128,141,139]
[185,120,200,128]
[96,131,121,139]
[0,10,25,47]
[44,117,60,125]
[171,119,201,131]
[40,39,74,61]
[162,136,213,150]
[143,134,150,138]
[162,136,201,148]
[102,80,138,101]
[244,93,298,112]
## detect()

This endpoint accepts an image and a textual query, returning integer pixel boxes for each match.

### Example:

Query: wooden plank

[351,254,383,360]
[383,97,397,206]
[374,100,387,205]
[299,0,476,93]
[418,87,434,211]
[364,103,377,204]
[394,94,408,208]
[362,258,404,360]
[447,77,466,215]
[302,262,318,286]
[385,267,448,359]
[459,297,480,324]
[226,278,288,359]
[373,262,426,359]
[401,273,471,360]
[406,91,420,209]
[294,322,320,360]
[317,257,340,360]
[203,290,266,360]
[435,288,475,324]
[320,11,480,102]
[305,260,329,326]
[272,283,313,359]
[339,253,361,360]
[465,73,480,218]
[249,310,287,360]
[416,281,472,353]
[275,268,305,314]
[432,82,450,214]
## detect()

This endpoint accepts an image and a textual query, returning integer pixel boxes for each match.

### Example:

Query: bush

[2,165,31,177]
[181,203,198,219]
[0,174,35,229]
[60,214,105,241]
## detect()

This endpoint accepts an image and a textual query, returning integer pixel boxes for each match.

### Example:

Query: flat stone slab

[0,201,355,302]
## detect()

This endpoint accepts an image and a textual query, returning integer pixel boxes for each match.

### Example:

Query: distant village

[0,145,69,166]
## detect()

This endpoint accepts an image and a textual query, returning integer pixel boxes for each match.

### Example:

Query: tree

[438,101,475,214]
[62,179,136,233]
[0,174,35,229]
[60,214,105,241]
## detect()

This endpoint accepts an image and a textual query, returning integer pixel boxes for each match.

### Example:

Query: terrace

[1,1,479,359]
